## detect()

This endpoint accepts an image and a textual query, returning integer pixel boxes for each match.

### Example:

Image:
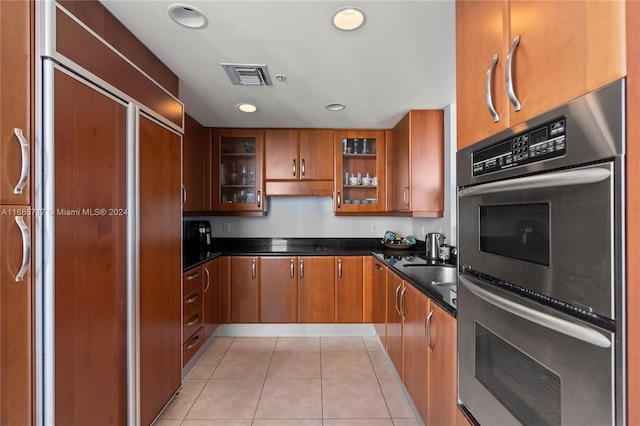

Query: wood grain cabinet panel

[260,256,298,323]
[371,260,387,344]
[335,256,364,323]
[183,114,207,212]
[230,257,260,323]
[456,0,626,150]
[202,258,221,339]
[298,256,335,323]
[385,269,404,375]
[0,0,32,206]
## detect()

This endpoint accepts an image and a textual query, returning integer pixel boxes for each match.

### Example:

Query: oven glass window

[479,203,550,266]
[475,323,561,426]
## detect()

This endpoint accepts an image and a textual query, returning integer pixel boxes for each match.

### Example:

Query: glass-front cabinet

[334,130,386,214]
[212,129,265,214]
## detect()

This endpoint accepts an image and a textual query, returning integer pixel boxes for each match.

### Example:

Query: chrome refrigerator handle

[485,55,500,122]
[15,216,31,282]
[506,35,522,111]
[459,275,611,348]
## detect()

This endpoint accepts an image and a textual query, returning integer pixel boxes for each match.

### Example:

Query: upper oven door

[458,162,616,320]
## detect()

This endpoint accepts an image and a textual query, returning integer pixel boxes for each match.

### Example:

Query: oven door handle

[458,167,611,198]
[459,275,611,348]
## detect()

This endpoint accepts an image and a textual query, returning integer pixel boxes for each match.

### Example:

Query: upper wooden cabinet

[456,0,626,150]
[391,110,444,217]
[183,114,208,212]
[1,0,32,206]
[334,130,386,214]
[211,129,266,215]
[264,129,334,196]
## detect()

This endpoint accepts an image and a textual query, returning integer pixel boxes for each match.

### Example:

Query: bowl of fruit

[382,231,416,250]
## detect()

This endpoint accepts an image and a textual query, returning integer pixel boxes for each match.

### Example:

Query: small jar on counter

[439,239,450,262]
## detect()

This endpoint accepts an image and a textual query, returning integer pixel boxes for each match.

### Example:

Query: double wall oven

[457,80,625,425]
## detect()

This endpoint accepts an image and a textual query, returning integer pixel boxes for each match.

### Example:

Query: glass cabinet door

[212,129,264,213]
[334,130,386,214]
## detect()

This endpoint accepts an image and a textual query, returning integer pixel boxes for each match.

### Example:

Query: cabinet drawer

[183,288,203,318]
[183,326,204,365]
[183,267,203,295]
[183,308,203,344]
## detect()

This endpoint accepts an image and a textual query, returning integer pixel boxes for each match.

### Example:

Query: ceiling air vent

[221,63,273,86]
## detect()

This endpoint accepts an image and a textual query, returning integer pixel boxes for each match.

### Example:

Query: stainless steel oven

[456,79,625,425]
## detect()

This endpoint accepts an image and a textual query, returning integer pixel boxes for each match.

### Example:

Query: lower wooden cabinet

[298,256,335,323]
[403,283,430,421]
[427,301,457,426]
[386,269,404,375]
[336,256,364,322]
[260,256,298,323]
[230,257,259,323]
[370,259,387,344]
[202,258,220,339]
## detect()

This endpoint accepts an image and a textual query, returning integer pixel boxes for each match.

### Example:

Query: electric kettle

[426,232,443,260]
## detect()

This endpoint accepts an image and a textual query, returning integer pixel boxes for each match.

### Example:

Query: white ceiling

[100,1,456,129]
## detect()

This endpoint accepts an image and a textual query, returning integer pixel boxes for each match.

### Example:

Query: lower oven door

[458,274,615,426]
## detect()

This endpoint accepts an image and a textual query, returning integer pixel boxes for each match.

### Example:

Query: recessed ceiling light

[326,103,346,111]
[168,4,208,29]
[331,7,366,31]
[238,103,257,113]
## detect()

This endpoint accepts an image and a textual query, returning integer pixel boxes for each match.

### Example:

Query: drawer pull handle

[186,271,200,281]
[290,258,295,279]
[485,54,500,122]
[425,309,434,352]
[301,159,305,177]
[13,128,30,195]
[186,335,200,349]
[506,35,522,111]
[293,159,297,176]
[374,263,383,270]
[186,293,200,304]
[204,267,210,292]
[187,315,200,327]
[338,258,343,279]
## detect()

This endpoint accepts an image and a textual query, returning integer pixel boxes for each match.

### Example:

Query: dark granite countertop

[183,237,457,316]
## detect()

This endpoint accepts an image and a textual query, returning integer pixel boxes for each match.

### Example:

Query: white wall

[196,105,457,243]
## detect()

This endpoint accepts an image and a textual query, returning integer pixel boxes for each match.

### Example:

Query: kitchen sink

[402,264,457,286]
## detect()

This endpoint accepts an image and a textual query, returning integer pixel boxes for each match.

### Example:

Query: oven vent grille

[221,63,273,86]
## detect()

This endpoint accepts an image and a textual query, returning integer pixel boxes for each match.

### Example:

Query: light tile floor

[153,336,420,426]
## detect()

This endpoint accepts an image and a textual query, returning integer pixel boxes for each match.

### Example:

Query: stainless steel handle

[300,258,304,280]
[459,275,611,348]
[15,216,31,282]
[252,258,257,280]
[338,258,343,279]
[425,309,434,352]
[394,284,402,316]
[458,167,611,198]
[185,293,200,304]
[186,335,200,349]
[290,258,295,279]
[301,159,306,177]
[374,263,383,271]
[13,128,30,195]
[506,35,522,111]
[257,190,262,208]
[204,267,210,292]
[336,191,341,209]
[293,159,297,177]
[403,187,409,207]
[182,184,187,206]
[186,315,200,327]
[485,54,500,122]
[400,287,407,318]
[186,271,200,281]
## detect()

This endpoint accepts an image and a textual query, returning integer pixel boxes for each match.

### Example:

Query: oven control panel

[472,117,566,176]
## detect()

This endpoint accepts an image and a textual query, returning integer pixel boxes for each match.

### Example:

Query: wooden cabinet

[298,256,335,323]
[386,269,404,375]
[391,110,444,217]
[183,114,208,212]
[370,259,387,344]
[0,1,34,424]
[182,266,204,365]
[212,129,265,214]
[402,284,430,423]
[456,0,626,150]
[260,256,298,323]
[230,256,260,323]
[334,130,386,214]
[426,301,457,426]
[335,256,364,323]
[202,258,220,339]
[264,129,334,196]
[1,0,32,206]
[138,115,182,426]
